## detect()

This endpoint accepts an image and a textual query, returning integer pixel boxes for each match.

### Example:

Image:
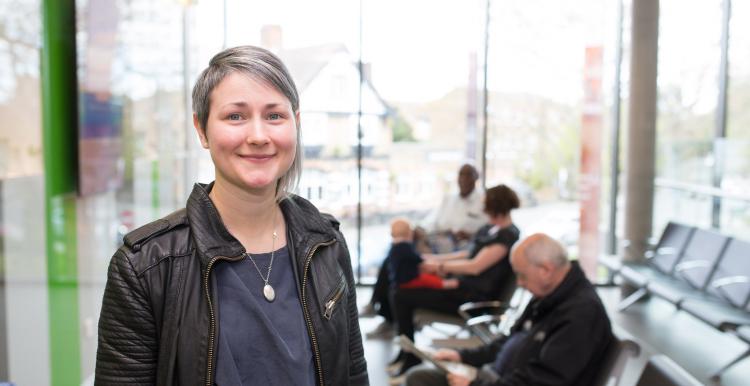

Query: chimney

[261,25,283,52]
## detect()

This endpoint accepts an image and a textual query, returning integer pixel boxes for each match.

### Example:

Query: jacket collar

[186,182,338,266]
[536,261,586,311]
[279,192,339,252]
[519,261,588,325]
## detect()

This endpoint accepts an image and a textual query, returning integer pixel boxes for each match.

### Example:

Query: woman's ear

[193,113,209,148]
[295,110,301,131]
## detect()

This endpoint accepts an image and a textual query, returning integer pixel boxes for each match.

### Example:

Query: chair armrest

[466,314,508,344]
[599,254,622,269]
[458,301,509,320]
[623,237,658,257]
[674,260,712,273]
[466,314,505,328]
[712,276,750,288]
[646,246,678,260]
[711,276,750,304]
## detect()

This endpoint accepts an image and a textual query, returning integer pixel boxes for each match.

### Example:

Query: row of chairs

[597,335,704,386]
[413,268,522,343]
[413,286,530,348]
[600,221,750,379]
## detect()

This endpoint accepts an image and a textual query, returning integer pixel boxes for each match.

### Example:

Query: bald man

[405,233,614,386]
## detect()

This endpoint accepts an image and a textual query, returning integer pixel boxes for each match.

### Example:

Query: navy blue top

[492,329,530,375]
[214,246,316,386]
[386,241,423,287]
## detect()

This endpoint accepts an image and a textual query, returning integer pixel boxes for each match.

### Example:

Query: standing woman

[95,46,368,385]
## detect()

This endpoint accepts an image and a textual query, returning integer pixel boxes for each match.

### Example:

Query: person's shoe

[386,349,406,375]
[358,303,377,318]
[386,360,404,376]
[389,354,421,386]
[388,374,406,386]
[365,321,394,339]
[395,353,422,376]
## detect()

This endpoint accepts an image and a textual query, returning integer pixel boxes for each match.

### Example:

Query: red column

[579,46,604,280]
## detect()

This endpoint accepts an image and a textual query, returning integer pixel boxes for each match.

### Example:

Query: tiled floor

[357,286,750,386]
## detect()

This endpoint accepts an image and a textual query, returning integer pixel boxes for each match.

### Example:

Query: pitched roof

[278,43,392,114]
[278,43,348,91]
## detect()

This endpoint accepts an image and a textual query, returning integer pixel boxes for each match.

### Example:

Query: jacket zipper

[301,239,336,386]
[204,254,245,386]
[324,279,346,320]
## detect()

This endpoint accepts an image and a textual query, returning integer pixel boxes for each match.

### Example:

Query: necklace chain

[246,209,278,284]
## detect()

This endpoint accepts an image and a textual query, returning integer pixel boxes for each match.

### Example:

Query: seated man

[418,164,487,253]
[404,233,614,386]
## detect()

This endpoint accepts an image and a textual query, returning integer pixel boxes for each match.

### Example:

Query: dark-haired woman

[390,184,521,376]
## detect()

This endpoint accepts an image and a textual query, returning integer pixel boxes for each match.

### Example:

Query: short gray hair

[192,45,302,200]
[522,233,569,268]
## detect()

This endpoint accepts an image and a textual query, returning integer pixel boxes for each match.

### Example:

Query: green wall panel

[41,0,81,384]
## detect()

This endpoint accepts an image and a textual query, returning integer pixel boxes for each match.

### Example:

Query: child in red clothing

[387,218,446,289]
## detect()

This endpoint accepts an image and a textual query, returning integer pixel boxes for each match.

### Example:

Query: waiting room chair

[679,238,750,331]
[616,222,695,310]
[592,337,640,386]
[704,239,750,308]
[646,228,730,307]
[635,355,703,386]
[461,290,532,345]
[425,289,531,349]
[414,274,519,337]
[707,325,750,381]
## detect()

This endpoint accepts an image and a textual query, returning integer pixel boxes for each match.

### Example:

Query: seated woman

[390,184,521,375]
[360,164,485,336]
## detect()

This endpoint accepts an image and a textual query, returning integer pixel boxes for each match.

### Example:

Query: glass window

[357,0,486,281]
[720,0,750,236]
[656,0,722,186]
[222,0,367,276]
[0,0,49,384]
[652,0,750,237]
[485,0,611,268]
[75,0,192,381]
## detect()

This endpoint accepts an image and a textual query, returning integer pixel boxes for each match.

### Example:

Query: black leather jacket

[95,183,369,385]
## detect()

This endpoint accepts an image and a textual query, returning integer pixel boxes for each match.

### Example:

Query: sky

[190,0,609,104]
[189,0,738,109]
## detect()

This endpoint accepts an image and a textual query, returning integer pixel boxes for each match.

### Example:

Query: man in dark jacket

[405,233,613,386]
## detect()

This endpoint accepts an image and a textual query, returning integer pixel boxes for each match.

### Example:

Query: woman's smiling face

[197,71,298,195]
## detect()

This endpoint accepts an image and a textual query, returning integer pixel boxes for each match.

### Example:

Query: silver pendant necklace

[246,209,278,302]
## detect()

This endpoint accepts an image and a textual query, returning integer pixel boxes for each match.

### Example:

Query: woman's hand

[421,253,438,260]
[432,349,461,362]
[420,260,440,274]
[441,278,459,289]
[447,372,471,386]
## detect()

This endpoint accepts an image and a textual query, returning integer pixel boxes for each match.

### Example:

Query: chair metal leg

[709,348,750,382]
[617,287,648,311]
